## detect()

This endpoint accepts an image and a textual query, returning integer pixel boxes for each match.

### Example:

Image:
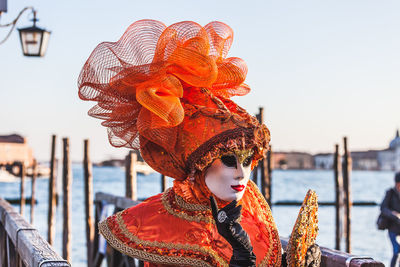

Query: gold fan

[286,189,319,266]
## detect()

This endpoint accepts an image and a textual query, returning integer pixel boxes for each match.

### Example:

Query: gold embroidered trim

[175,192,210,212]
[99,219,219,266]
[99,181,282,267]
[162,187,214,224]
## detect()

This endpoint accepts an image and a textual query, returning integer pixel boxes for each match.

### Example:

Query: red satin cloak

[99,180,281,266]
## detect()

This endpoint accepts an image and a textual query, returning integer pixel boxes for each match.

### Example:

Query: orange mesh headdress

[78,19,270,180]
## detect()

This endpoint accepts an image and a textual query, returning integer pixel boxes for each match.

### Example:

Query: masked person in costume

[78,20,320,267]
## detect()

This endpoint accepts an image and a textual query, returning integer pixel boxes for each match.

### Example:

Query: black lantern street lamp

[0,6,51,57]
[17,10,50,57]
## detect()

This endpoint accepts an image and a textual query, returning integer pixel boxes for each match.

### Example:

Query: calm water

[0,167,395,266]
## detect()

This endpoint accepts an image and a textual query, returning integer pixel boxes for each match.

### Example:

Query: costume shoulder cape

[99,181,282,266]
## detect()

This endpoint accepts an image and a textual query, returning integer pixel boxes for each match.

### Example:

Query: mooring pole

[161,174,168,192]
[252,112,261,185]
[266,146,272,207]
[20,162,26,216]
[333,144,343,250]
[62,138,72,262]
[342,137,352,253]
[30,160,37,224]
[252,163,259,184]
[84,139,94,267]
[125,151,137,201]
[259,107,272,206]
[48,135,57,245]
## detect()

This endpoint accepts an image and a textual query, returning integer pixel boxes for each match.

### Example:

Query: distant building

[314,153,334,169]
[377,149,395,171]
[314,151,380,170]
[314,150,387,171]
[0,134,34,166]
[377,130,400,171]
[313,130,400,171]
[351,150,379,170]
[272,152,314,169]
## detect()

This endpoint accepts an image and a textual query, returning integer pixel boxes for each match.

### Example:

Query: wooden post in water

[259,107,272,206]
[333,144,342,251]
[48,135,57,245]
[252,163,258,184]
[342,137,352,253]
[19,162,26,216]
[30,160,37,224]
[62,138,72,262]
[161,174,168,192]
[125,151,137,201]
[252,112,261,184]
[83,139,94,267]
[266,147,272,207]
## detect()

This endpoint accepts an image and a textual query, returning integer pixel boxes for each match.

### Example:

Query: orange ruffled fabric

[78,20,270,180]
[99,179,282,267]
[78,19,249,149]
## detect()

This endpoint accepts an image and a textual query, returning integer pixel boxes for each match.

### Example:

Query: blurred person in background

[381,172,400,267]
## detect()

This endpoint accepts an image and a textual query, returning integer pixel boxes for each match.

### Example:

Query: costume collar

[99,180,282,266]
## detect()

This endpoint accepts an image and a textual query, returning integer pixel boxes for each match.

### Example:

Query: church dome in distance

[389,129,400,149]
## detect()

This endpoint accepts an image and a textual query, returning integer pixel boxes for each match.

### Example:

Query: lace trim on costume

[175,191,210,211]
[161,187,214,224]
[185,126,269,177]
[164,180,281,266]
[98,212,228,267]
[98,180,281,267]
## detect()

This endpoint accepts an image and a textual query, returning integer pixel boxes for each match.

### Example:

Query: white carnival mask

[205,150,253,202]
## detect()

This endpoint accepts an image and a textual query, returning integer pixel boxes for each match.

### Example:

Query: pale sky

[1,0,399,162]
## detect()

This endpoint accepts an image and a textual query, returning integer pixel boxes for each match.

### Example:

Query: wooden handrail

[281,238,383,267]
[92,192,142,267]
[0,198,70,267]
[95,192,140,210]
[94,192,384,267]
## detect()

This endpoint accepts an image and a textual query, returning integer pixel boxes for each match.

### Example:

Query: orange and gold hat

[78,19,270,180]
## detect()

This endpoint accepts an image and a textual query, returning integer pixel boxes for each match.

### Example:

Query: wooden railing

[91,192,143,267]
[280,239,383,267]
[0,198,70,267]
[94,192,384,267]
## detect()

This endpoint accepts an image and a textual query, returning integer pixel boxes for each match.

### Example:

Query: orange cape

[99,180,281,266]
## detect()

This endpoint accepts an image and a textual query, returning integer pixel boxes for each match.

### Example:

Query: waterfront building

[0,134,34,166]
[377,148,396,171]
[351,150,379,170]
[312,130,400,171]
[314,153,334,169]
[272,152,314,169]
[314,151,380,171]
[377,129,400,171]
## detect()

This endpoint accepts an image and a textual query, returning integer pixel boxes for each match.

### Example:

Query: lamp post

[0,5,51,57]
[18,10,51,57]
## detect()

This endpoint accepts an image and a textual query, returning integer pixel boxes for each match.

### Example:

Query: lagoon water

[0,167,395,266]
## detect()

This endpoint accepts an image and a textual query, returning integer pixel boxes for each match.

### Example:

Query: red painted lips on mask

[231,185,245,192]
